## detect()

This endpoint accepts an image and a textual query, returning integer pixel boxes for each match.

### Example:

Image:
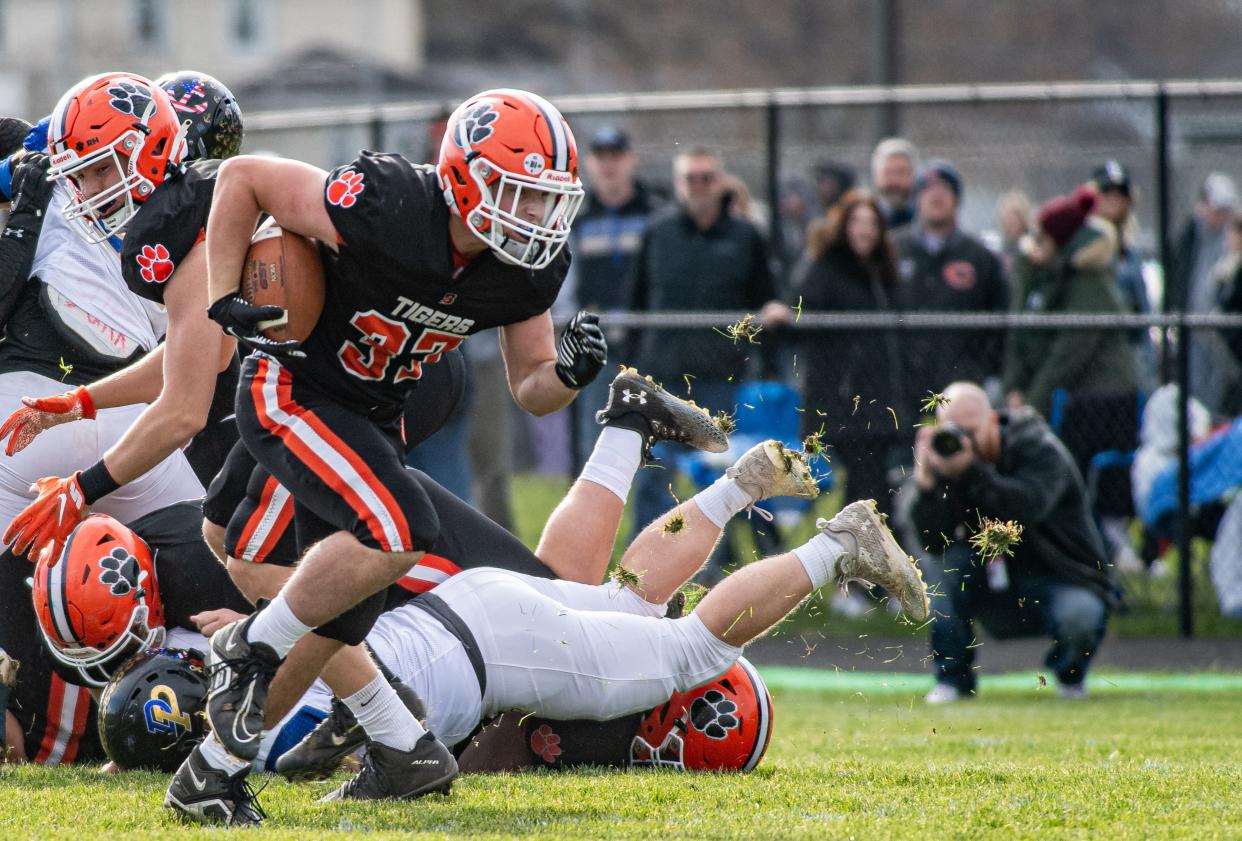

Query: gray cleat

[818,500,930,621]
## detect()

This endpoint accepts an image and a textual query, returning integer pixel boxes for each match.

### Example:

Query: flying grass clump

[678,582,709,613]
[716,313,762,345]
[922,390,951,414]
[802,427,828,461]
[970,517,1024,562]
[714,410,737,436]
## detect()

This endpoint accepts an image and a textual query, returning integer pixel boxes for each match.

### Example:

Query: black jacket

[630,200,775,384]
[570,181,663,312]
[899,407,1117,606]
[894,227,1008,396]
[789,247,909,438]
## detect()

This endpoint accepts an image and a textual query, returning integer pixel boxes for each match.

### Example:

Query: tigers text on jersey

[119,159,220,305]
[291,151,569,411]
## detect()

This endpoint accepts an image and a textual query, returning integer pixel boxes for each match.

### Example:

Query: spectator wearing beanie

[1004,187,1138,421]
[894,159,1008,415]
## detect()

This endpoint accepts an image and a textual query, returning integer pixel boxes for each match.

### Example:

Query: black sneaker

[276,679,427,782]
[595,367,729,457]
[205,612,282,761]
[320,732,458,802]
[164,745,266,826]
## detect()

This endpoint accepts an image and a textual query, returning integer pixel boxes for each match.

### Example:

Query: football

[241,222,325,343]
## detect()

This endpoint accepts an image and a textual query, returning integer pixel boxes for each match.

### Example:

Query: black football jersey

[287,151,569,411]
[0,501,248,765]
[0,547,103,765]
[136,501,253,630]
[119,160,220,305]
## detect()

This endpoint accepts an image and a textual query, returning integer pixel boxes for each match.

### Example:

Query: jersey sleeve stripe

[249,357,413,552]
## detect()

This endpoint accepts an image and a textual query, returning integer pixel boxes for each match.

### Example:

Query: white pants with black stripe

[366,567,743,748]
[0,371,204,530]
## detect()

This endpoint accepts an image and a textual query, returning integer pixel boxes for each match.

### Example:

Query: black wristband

[78,460,121,504]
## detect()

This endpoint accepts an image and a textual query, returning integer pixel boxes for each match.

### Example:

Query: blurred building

[0,0,426,115]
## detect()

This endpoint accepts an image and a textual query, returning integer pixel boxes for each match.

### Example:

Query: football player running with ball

[199,89,606,800]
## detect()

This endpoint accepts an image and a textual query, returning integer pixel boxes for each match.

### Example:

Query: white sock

[579,427,644,503]
[245,592,312,659]
[793,531,849,589]
[692,475,755,528]
[199,731,250,774]
[342,673,426,751]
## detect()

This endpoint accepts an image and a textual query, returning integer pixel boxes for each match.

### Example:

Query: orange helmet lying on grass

[630,656,775,772]
[32,514,166,687]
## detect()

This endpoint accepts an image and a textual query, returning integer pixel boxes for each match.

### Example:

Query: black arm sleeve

[0,153,53,329]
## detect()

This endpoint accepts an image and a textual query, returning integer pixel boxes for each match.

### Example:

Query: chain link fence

[244,80,1242,637]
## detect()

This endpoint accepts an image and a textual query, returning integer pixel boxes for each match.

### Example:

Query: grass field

[3,671,1241,839]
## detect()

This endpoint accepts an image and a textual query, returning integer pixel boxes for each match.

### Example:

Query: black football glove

[555,310,608,389]
[207,295,306,358]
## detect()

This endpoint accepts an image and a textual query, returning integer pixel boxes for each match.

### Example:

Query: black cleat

[164,745,266,827]
[320,732,458,802]
[595,367,729,457]
[205,612,282,761]
[276,679,427,782]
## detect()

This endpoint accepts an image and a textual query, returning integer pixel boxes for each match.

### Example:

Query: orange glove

[3,473,87,561]
[0,386,96,456]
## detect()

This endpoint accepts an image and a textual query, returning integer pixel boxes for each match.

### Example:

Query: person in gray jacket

[896,381,1117,704]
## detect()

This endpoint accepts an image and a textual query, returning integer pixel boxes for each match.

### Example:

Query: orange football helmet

[437,88,584,269]
[46,72,187,243]
[32,514,165,687]
[630,657,774,772]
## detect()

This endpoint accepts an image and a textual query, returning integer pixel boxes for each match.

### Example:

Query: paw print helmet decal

[32,514,165,687]
[630,657,774,772]
[437,88,584,270]
[47,72,188,244]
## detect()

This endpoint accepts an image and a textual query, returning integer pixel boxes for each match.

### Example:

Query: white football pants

[433,567,743,726]
[0,371,204,531]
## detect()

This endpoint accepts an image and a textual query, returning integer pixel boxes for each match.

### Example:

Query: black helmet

[98,648,208,771]
[155,71,244,161]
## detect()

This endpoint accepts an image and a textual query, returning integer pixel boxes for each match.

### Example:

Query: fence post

[765,97,785,275]
[1157,83,1194,637]
[369,114,385,151]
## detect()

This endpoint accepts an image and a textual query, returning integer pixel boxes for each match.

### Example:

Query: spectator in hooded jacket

[789,189,906,514]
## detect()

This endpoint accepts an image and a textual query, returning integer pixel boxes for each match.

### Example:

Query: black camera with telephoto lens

[931,422,966,458]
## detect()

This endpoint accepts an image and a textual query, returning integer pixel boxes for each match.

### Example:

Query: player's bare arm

[499,311,573,415]
[206,155,338,307]
[98,244,227,482]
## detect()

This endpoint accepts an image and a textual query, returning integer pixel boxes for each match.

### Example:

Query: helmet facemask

[49,130,154,244]
[629,729,688,770]
[463,155,583,270]
[39,602,166,688]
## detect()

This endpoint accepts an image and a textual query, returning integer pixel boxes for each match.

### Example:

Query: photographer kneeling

[897,381,1117,703]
